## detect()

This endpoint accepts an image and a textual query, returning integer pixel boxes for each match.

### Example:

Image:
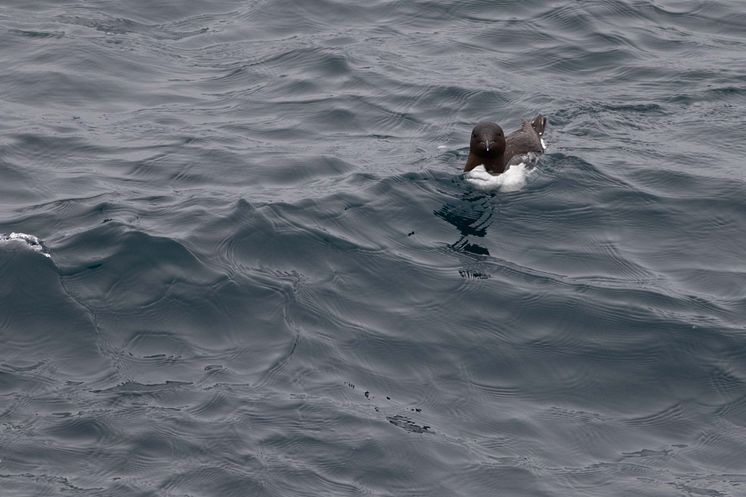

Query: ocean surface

[1,1,745,496]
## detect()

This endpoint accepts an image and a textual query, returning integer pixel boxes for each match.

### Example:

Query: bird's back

[503,116,545,168]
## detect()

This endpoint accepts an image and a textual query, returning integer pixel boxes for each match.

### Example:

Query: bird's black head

[464,121,507,174]
[469,121,506,157]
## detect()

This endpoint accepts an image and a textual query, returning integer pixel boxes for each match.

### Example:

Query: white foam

[0,232,51,258]
[465,163,533,192]
[437,145,448,150]
[541,138,547,150]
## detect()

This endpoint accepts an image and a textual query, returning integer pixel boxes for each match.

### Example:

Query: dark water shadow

[433,184,497,256]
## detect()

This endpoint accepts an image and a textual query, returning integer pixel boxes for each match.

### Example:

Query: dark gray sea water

[2,1,746,496]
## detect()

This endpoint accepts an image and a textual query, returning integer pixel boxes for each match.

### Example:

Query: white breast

[465,164,532,192]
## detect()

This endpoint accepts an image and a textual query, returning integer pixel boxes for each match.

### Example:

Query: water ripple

[1,0,746,495]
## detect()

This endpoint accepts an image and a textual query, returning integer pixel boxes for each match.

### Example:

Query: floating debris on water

[0,232,51,258]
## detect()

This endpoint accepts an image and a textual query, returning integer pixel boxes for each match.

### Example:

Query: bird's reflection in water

[433,190,496,256]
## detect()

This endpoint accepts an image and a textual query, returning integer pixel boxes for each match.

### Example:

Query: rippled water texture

[1,1,745,495]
